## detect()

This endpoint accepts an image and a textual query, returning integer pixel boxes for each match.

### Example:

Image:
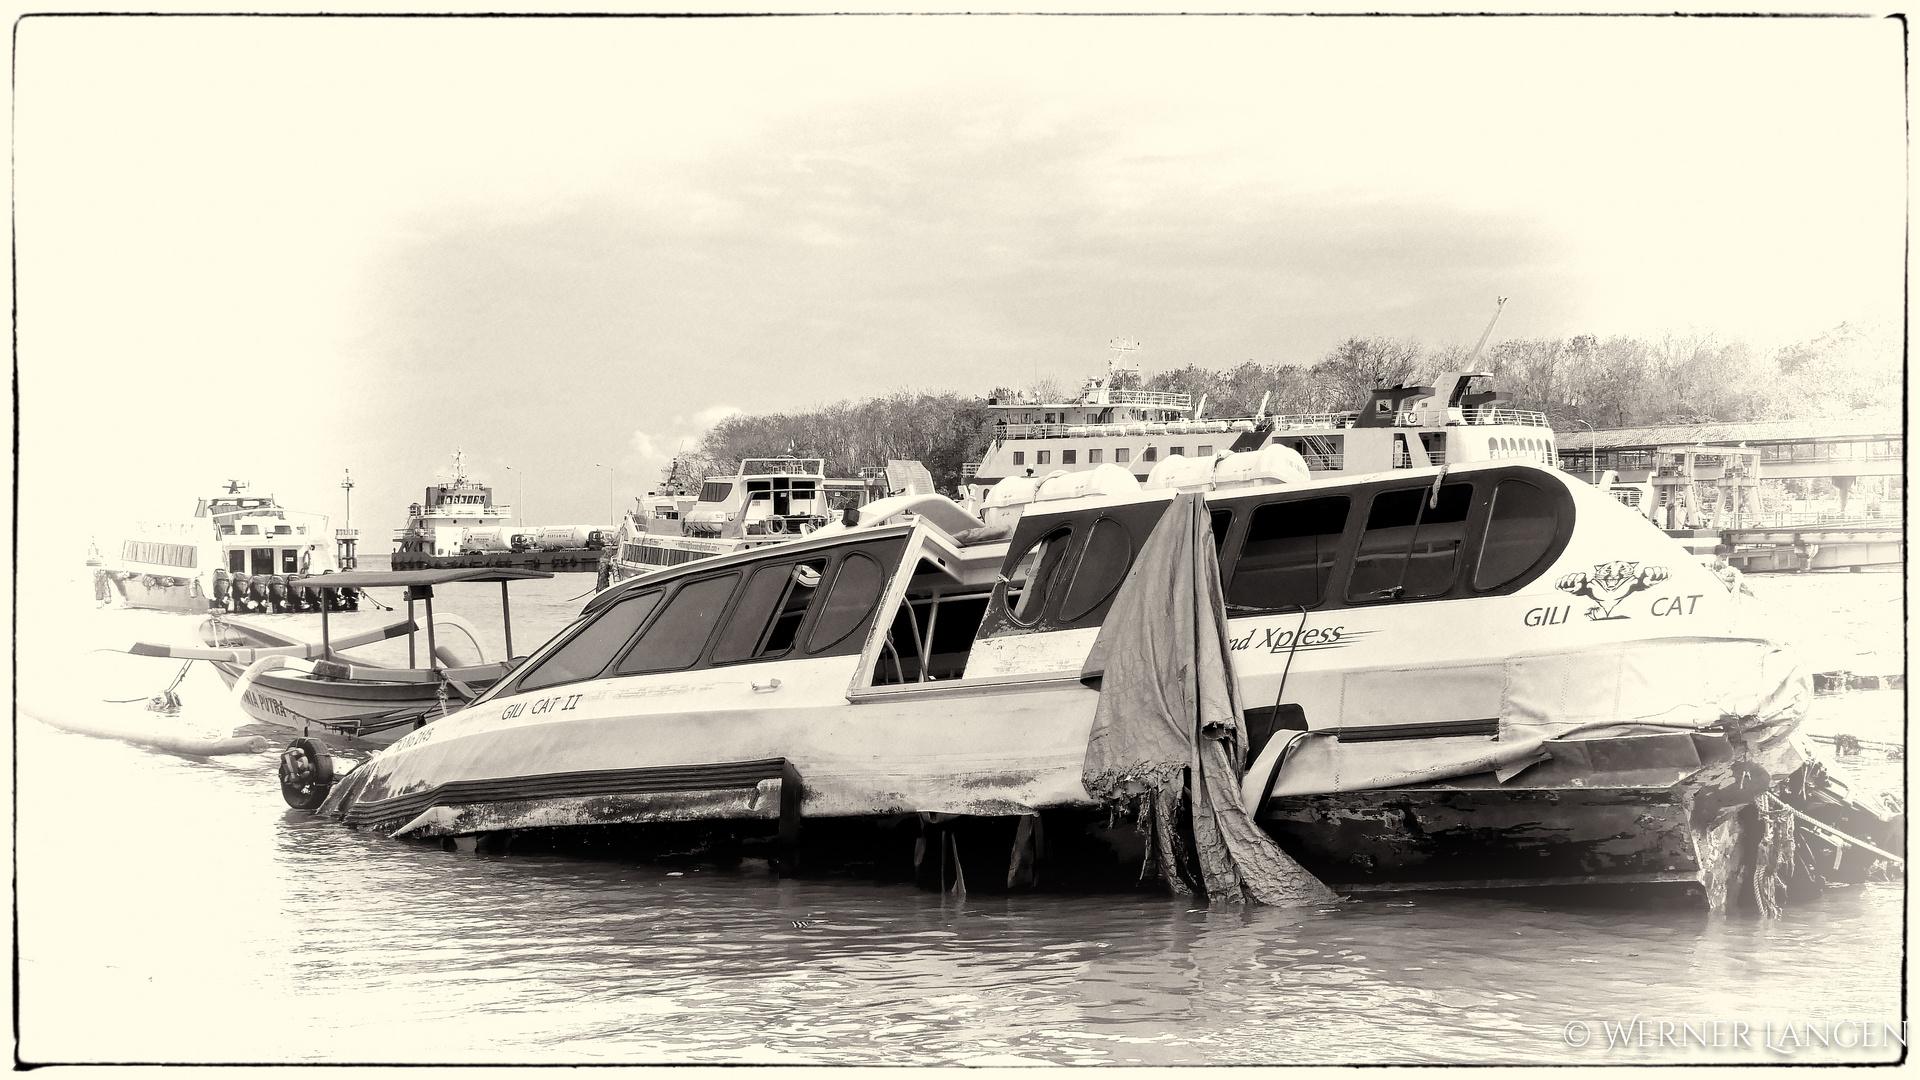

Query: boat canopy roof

[290,568,554,588]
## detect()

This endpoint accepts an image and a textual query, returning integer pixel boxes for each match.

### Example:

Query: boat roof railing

[289,568,554,588]
[736,458,827,476]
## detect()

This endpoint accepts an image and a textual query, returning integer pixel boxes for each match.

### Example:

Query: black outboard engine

[230,573,253,612]
[248,574,272,612]
[266,574,290,613]
[212,569,231,609]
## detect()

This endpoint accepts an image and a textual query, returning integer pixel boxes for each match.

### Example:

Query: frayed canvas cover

[1081,491,1335,907]
[1500,636,1808,776]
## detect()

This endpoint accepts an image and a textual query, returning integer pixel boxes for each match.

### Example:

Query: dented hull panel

[1261,785,1712,887]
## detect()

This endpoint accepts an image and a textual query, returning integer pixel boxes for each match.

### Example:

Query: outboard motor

[212,569,231,609]
[230,573,253,611]
[339,586,359,612]
[247,574,272,612]
[266,575,290,613]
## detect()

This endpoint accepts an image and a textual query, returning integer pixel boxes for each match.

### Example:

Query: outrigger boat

[128,568,551,753]
[295,446,1834,910]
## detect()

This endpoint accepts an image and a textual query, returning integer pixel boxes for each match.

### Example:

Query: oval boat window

[807,552,887,653]
[1474,479,1561,590]
[1006,524,1076,627]
[1058,517,1134,623]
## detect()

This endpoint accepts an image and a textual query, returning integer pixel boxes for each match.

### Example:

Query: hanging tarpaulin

[1080,491,1335,907]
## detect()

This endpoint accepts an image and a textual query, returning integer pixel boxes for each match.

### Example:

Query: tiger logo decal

[1556,560,1670,621]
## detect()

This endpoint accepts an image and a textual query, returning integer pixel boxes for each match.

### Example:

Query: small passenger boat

[600,457,880,587]
[300,449,1816,910]
[128,568,551,751]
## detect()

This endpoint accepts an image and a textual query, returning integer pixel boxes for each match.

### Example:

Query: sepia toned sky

[15,14,1904,539]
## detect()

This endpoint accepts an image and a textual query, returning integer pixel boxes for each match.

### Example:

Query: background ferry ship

[962,351,1560,508]
[94,481,351,614]
[392,450,606,573]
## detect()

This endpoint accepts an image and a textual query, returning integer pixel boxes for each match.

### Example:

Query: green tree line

[689,322,1897,492]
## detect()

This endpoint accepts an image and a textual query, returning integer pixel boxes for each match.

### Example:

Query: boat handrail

[1466,407,1551,427]
[1104,389,1192,408]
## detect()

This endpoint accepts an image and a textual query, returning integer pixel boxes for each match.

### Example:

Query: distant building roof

[1557,414,1902,452]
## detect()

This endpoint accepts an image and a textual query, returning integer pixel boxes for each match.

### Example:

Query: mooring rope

[1764,792,1905,865]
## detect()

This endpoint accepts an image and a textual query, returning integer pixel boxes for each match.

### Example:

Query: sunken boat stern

[1258,731,1765,912]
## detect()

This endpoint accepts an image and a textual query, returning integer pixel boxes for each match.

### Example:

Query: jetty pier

[1555,415,1902,572]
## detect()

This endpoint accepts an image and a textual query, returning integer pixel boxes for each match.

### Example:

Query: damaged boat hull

[1256,731,1769,910]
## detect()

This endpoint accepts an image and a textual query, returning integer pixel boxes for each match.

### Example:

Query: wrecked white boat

[300,448,1819,909]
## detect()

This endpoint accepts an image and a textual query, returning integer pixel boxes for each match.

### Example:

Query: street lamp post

[594,463,615,525]
[504,464,525,526]
[1571,417,1598,485]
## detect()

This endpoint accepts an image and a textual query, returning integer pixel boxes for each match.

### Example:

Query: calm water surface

[18,562,1906,1064]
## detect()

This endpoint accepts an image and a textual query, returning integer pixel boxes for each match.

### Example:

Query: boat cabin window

[874,589,993,685]
[516,589,667,692]
[1211,508,1233,551]
[1116,448,1131,464]
[241,524,259,535]
[1143,447,1158,462]
[1088,449,1104,464]
[1012,452,1025,466]
[1170,446,1185,458]
[1473,479,1561,590]
[1062,450,1077,465]
[229,550,245,573]
[712,558,828,665]
[1227,496,1350,611]
[806,551,889,654]
[1346,483,1473,602]
[1056,517,1133,623]
[699,481,733,503]
[1036,451,1051,465]
[280,550,299,574]
[1006,523,1075,625]
[614,573,742,675]
[250,548,275,575]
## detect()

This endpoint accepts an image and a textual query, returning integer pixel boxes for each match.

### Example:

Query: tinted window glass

[713,559,826,664]
[699,482,733,502]
[1474,480,1560,590]
[807,552,887,653]
[1347,484,1473,601]
[1058,518,1133,623]
[517,590,665,692]
[1008,524,1075,625]
[1210,508,1233,553]
[614,574,740,674]
[1227,497,1350,611]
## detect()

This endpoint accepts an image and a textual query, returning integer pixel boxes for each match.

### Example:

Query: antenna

[449,448,467,484]
[1107,337,1140,384]
[224,479,247,495]
[341,468,354,529]
[1466,296,1509,366]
